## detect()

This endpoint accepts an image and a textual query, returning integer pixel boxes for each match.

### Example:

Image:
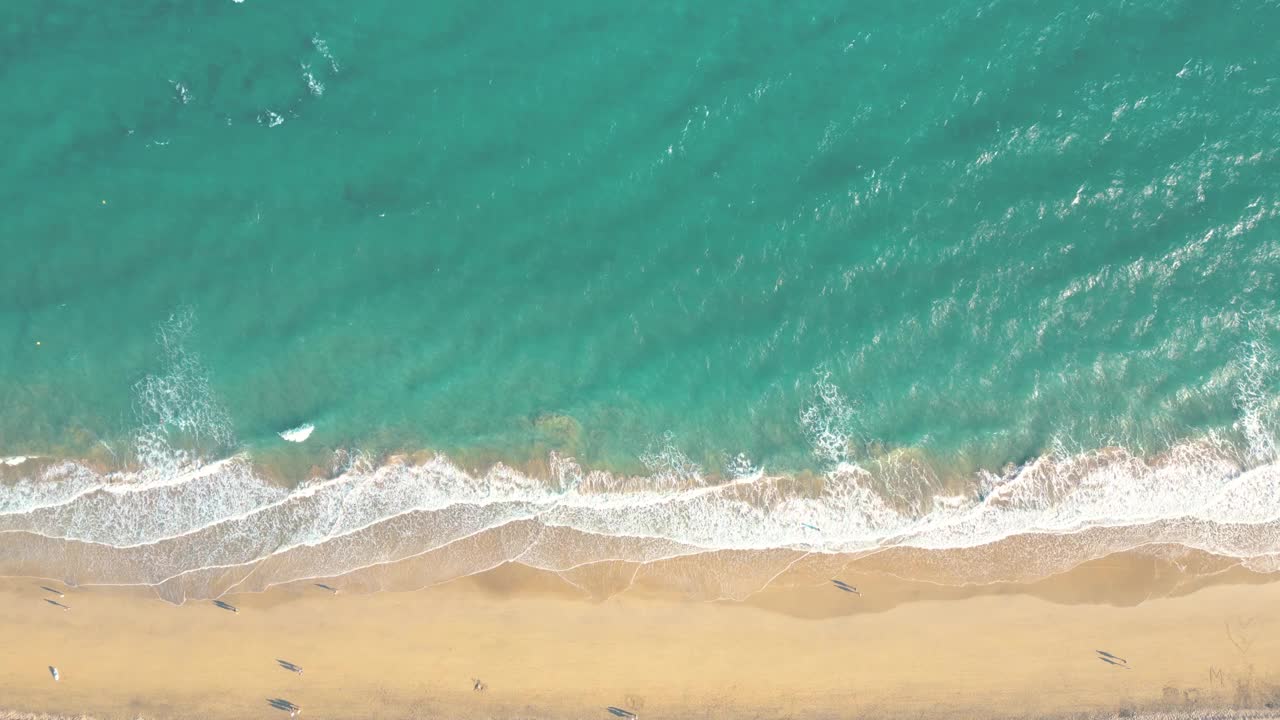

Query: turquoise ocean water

[2,1,1280,596]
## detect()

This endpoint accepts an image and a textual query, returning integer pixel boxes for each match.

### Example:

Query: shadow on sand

[267,697,301,715]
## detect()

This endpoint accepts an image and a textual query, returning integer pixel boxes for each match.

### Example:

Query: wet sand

[2,553,1279,720]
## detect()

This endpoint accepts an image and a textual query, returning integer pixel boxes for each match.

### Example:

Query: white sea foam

[1235,338,1278,463]
[131,309,235,480]
[799,370,860,463]
[1,315,1277,601]
[2,430,1279,601]
[279,424,315,443]
[312,34,339,74]
[301,64,324,97]
[0,457,33,466]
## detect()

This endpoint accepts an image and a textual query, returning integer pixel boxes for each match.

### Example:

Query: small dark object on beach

[472,677,487,692]
[1097,656,1131,670]
[268,698,301,716]
[45,599,71,611]
[831,579,860,595]
[213,599,239,614]
[277,659,304,675]
[314,583,339,594]
[40,585,65,597]
[607,707,637,718]
[1096,649,1127,664]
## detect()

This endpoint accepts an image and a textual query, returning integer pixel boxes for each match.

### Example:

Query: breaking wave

[0,314,1278,603]
[1,432,1278,603]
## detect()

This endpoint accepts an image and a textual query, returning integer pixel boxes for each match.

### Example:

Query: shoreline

[2,440,1279,607]
[1,557,1278,719]
[3,541,1276,611]
[3,520,1279,605]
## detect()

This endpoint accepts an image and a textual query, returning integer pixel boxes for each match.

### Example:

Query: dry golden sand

[1,554,1278,720]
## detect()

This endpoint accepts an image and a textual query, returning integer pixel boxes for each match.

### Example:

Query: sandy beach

[2,550,1278,720]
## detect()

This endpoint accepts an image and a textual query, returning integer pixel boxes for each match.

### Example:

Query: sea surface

[1,0,1279,599]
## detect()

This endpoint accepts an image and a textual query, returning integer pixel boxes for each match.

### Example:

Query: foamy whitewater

[1,310,1279,603]
[2,435,1279,603]
[2,334,1279,602]
[278,424,314,443]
